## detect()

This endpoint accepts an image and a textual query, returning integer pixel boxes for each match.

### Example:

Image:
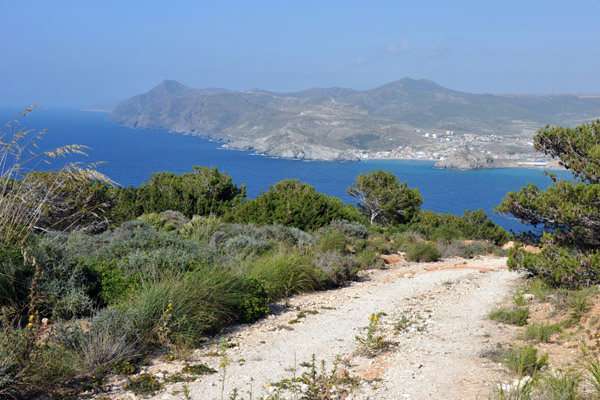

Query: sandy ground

[97,255,523,400]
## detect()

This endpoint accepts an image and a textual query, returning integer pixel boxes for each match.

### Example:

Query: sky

[1,0,600,107]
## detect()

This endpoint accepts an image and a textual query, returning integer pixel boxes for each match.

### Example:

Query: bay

[1,107,566,232]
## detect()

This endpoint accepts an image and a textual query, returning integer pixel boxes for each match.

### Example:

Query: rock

[434,151,496,170]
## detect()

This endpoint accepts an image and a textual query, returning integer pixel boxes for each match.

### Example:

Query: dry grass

[0,105,113,249]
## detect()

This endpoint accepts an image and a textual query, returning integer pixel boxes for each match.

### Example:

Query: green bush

[180,215,224,244]
[127,267,267,347]
[0,246,31,312]
[137,211,190,233]
[504,344,548,375]
[112,166,246,221]
[410,209,509,245]
[523,322,561,343]
[229,179,362,231]
[429,225,464,242]
[355,248,385,270]
[489,307,530,326]
[316,231,348,253]
[508,243,600,289]
[246,251,324,301]
[405,241,441,262]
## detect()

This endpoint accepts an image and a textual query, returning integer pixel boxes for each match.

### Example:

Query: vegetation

[405,241,441,262]
[347,169,422,226]
[231,179,362,231]
[497,120,600,288]
[489,307,530,326]
[0,109,517,398]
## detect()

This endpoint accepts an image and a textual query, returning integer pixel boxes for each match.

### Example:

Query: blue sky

[2,0,599,107]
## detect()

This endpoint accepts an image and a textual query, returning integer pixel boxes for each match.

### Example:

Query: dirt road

[144,256,520,400]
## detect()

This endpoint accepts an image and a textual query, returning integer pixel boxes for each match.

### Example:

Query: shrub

[355,248,385,270]
[230,179,361,231]
[489,307,530,326]
[53,308,140,373]
[436,240,490,259]
[115,166,246,220]
[246,251,324,301]
[124,373,162,396]
[314,251,361,287]
[181,215,224,244]
[137,211,190,233]
[405,241,441,262]
[538,368,582,400]
[504,345,548,375]
[326,220,369,239]
[26,234,98,319]
[410,209,509,245]
[523,323,561,343]
[0,319,79,398]
[0,246,31,312]
[127,267,267,347]
[316,231,348,253]
[430,225,464,242]
[507,244,600,289]
[387,232,423,253]
[43,222,219,305]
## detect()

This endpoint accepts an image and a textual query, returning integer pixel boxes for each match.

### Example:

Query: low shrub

[127,267,268,347]
[355,248,385,270]
[124,373,162,396]
[314,251,361,287]
[388,232,423,253]
[137,211,190,233]
[316,231,348,253]
[522,322,561,343]
[489,307,529,326]
[430,225,464,242]
[0,246,31,313]
[0,320,79,398]
[180,215,224,244]
[436,240,491,259]
[504,345,548,375]
[246,251,324,301]
[326,220,369,239]
[405,241,441,262]
[539,368,582,400]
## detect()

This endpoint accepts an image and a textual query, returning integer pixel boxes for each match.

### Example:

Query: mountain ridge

[109,78,600,161]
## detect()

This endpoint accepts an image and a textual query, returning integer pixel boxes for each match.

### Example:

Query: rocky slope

[109,79,600,161]
[434,151,499,170]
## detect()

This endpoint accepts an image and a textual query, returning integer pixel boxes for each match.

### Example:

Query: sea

[1,107,569,233]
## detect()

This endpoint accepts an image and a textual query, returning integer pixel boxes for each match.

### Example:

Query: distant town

[354,129,554,167]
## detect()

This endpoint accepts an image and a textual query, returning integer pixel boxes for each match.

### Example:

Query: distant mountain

[109,78,600,161]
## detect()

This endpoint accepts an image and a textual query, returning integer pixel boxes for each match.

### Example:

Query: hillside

[109,79,600,161]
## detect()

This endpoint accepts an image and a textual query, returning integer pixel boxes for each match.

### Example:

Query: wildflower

[27,322,32,327]
[29,315,34,320]
[267,383,271,386]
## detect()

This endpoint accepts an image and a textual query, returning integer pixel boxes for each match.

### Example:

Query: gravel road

[140,256,521,400]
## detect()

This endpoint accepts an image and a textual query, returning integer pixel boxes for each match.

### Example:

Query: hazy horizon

[2,0,599,108]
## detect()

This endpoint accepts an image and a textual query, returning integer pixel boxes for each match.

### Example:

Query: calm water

[1,107,566,232]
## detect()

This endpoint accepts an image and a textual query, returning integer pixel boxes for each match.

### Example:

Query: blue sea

[1,107,567,232]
